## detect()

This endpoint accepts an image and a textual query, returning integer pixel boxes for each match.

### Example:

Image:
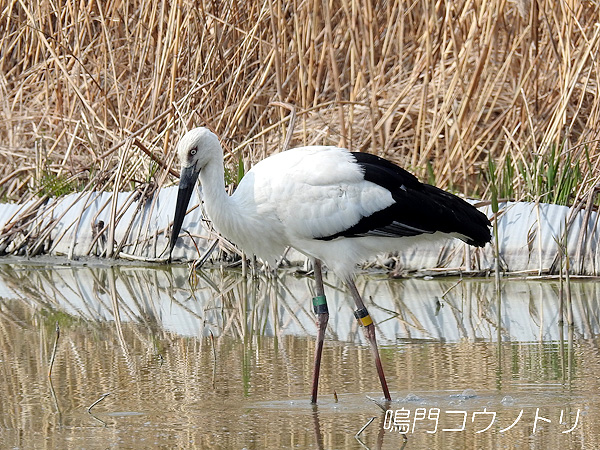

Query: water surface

[0,259,597,449]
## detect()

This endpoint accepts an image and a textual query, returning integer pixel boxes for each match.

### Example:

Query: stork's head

[169,127,220,257]
[176,127,221,173]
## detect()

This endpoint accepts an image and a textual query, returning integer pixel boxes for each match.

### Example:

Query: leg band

[312,295,328,315]
[354,307,373,327]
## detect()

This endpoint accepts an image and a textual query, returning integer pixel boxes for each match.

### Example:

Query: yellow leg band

[354,308,373,327]
[359,315,373,327]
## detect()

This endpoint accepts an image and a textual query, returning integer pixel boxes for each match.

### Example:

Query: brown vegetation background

[1,0,599,203]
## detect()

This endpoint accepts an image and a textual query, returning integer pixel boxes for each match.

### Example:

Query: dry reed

[0,0,599,205]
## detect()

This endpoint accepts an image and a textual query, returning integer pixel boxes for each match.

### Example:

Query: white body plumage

[170,127,491,279]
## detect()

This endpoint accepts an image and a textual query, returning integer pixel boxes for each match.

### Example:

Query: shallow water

[0,259,598,449]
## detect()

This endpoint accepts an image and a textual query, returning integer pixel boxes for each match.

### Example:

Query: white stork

[170,127,491,403]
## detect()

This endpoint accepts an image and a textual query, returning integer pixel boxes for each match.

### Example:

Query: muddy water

[0,259,598,449]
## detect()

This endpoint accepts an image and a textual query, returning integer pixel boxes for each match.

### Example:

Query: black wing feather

[318,152,492,247]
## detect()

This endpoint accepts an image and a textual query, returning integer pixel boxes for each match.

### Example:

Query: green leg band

[312,295,328,315]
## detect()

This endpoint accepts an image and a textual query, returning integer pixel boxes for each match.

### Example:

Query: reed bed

[0,0,599,263]
[2,0,599,197]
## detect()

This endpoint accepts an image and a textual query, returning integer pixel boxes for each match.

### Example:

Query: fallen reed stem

[355,417,375,437]
[47,321,60,378]
[209,329,217,389]
[87,393,111,414]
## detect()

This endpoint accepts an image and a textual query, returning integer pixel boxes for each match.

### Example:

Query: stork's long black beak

[169,164,200,258]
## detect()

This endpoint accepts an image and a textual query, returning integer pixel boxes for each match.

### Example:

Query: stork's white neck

[198,157,241,243]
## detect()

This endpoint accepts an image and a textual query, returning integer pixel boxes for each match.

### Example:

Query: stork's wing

[248,147,490,247]
[317,152,492,247]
